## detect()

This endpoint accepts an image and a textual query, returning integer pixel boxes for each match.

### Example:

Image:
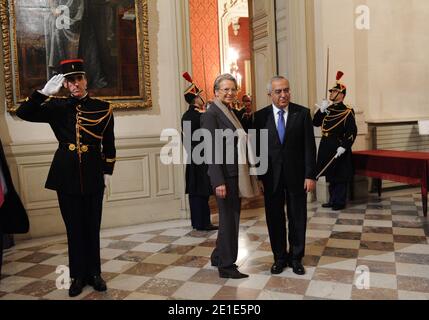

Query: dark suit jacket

[253,103,317,194]
[200,103,239,189]
[0,140,29,234]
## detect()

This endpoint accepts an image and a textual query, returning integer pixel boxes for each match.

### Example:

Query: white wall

[314,0,429,123]
[366,0,429,121]
[314,0,357,108]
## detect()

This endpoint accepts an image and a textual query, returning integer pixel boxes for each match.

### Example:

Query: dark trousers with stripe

[57,191,104,279]
[329,182,347,207]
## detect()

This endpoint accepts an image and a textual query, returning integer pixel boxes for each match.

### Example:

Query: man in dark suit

[201,74,259,279]
[16,59,116,297]
[181,74,217,231]
[253,76,316,275]
[0,138,29,281]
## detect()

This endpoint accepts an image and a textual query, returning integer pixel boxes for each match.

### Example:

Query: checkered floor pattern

[1,190,429,300]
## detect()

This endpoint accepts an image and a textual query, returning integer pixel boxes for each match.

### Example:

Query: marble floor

[1,190,429,300]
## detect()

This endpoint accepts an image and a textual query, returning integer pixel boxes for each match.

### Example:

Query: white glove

[315,99,330,113]
[39,74,65,96]
[104,174,111,187]
[335,147,346,158]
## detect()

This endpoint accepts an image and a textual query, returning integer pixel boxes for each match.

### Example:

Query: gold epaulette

[41,96,53,106]
[41,96,54,103]
[346,105,356,118]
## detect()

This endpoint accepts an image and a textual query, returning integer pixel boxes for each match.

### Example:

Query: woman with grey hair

[201,74,259,279]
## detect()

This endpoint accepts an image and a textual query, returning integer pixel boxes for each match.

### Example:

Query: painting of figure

[1,0,151,110]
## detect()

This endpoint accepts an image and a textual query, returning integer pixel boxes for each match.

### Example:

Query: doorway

[188,0,253,105]
[187,0,263,212]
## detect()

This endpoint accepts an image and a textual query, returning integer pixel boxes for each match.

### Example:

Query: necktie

[277,110,285,144]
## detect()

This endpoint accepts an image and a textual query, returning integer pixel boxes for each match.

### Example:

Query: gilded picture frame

[0,0,152,112]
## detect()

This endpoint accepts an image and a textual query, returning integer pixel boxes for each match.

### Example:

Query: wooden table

[353,150,429,217]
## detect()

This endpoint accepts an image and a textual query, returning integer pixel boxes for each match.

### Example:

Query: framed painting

[0,0,152,111]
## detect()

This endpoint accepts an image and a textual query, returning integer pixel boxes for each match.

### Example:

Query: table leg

[376,178,382,198]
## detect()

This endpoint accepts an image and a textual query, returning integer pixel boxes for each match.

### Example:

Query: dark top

[201,103,240,189]
[181,105,212,196]
[16,90,116,195]
[313,102,357,182]
[253,103,317,194]
[0,140,29,234]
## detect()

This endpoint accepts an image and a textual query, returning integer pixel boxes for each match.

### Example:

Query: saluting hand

[40,74,65,96]
[315,99,330,114]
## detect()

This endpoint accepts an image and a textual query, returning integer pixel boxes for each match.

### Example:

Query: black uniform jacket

[253,103,317,194]
[313,102,357,183]
[16,90,116,195]
[181,105,212,196]
[0,140,29,234]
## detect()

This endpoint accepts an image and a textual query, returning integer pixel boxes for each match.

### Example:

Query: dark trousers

[57,191,104,279]
[0,232,3,280]
[211,178,241,268]
[189,195,211,230]
[264,181,307,263]
[329,182,347,207]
